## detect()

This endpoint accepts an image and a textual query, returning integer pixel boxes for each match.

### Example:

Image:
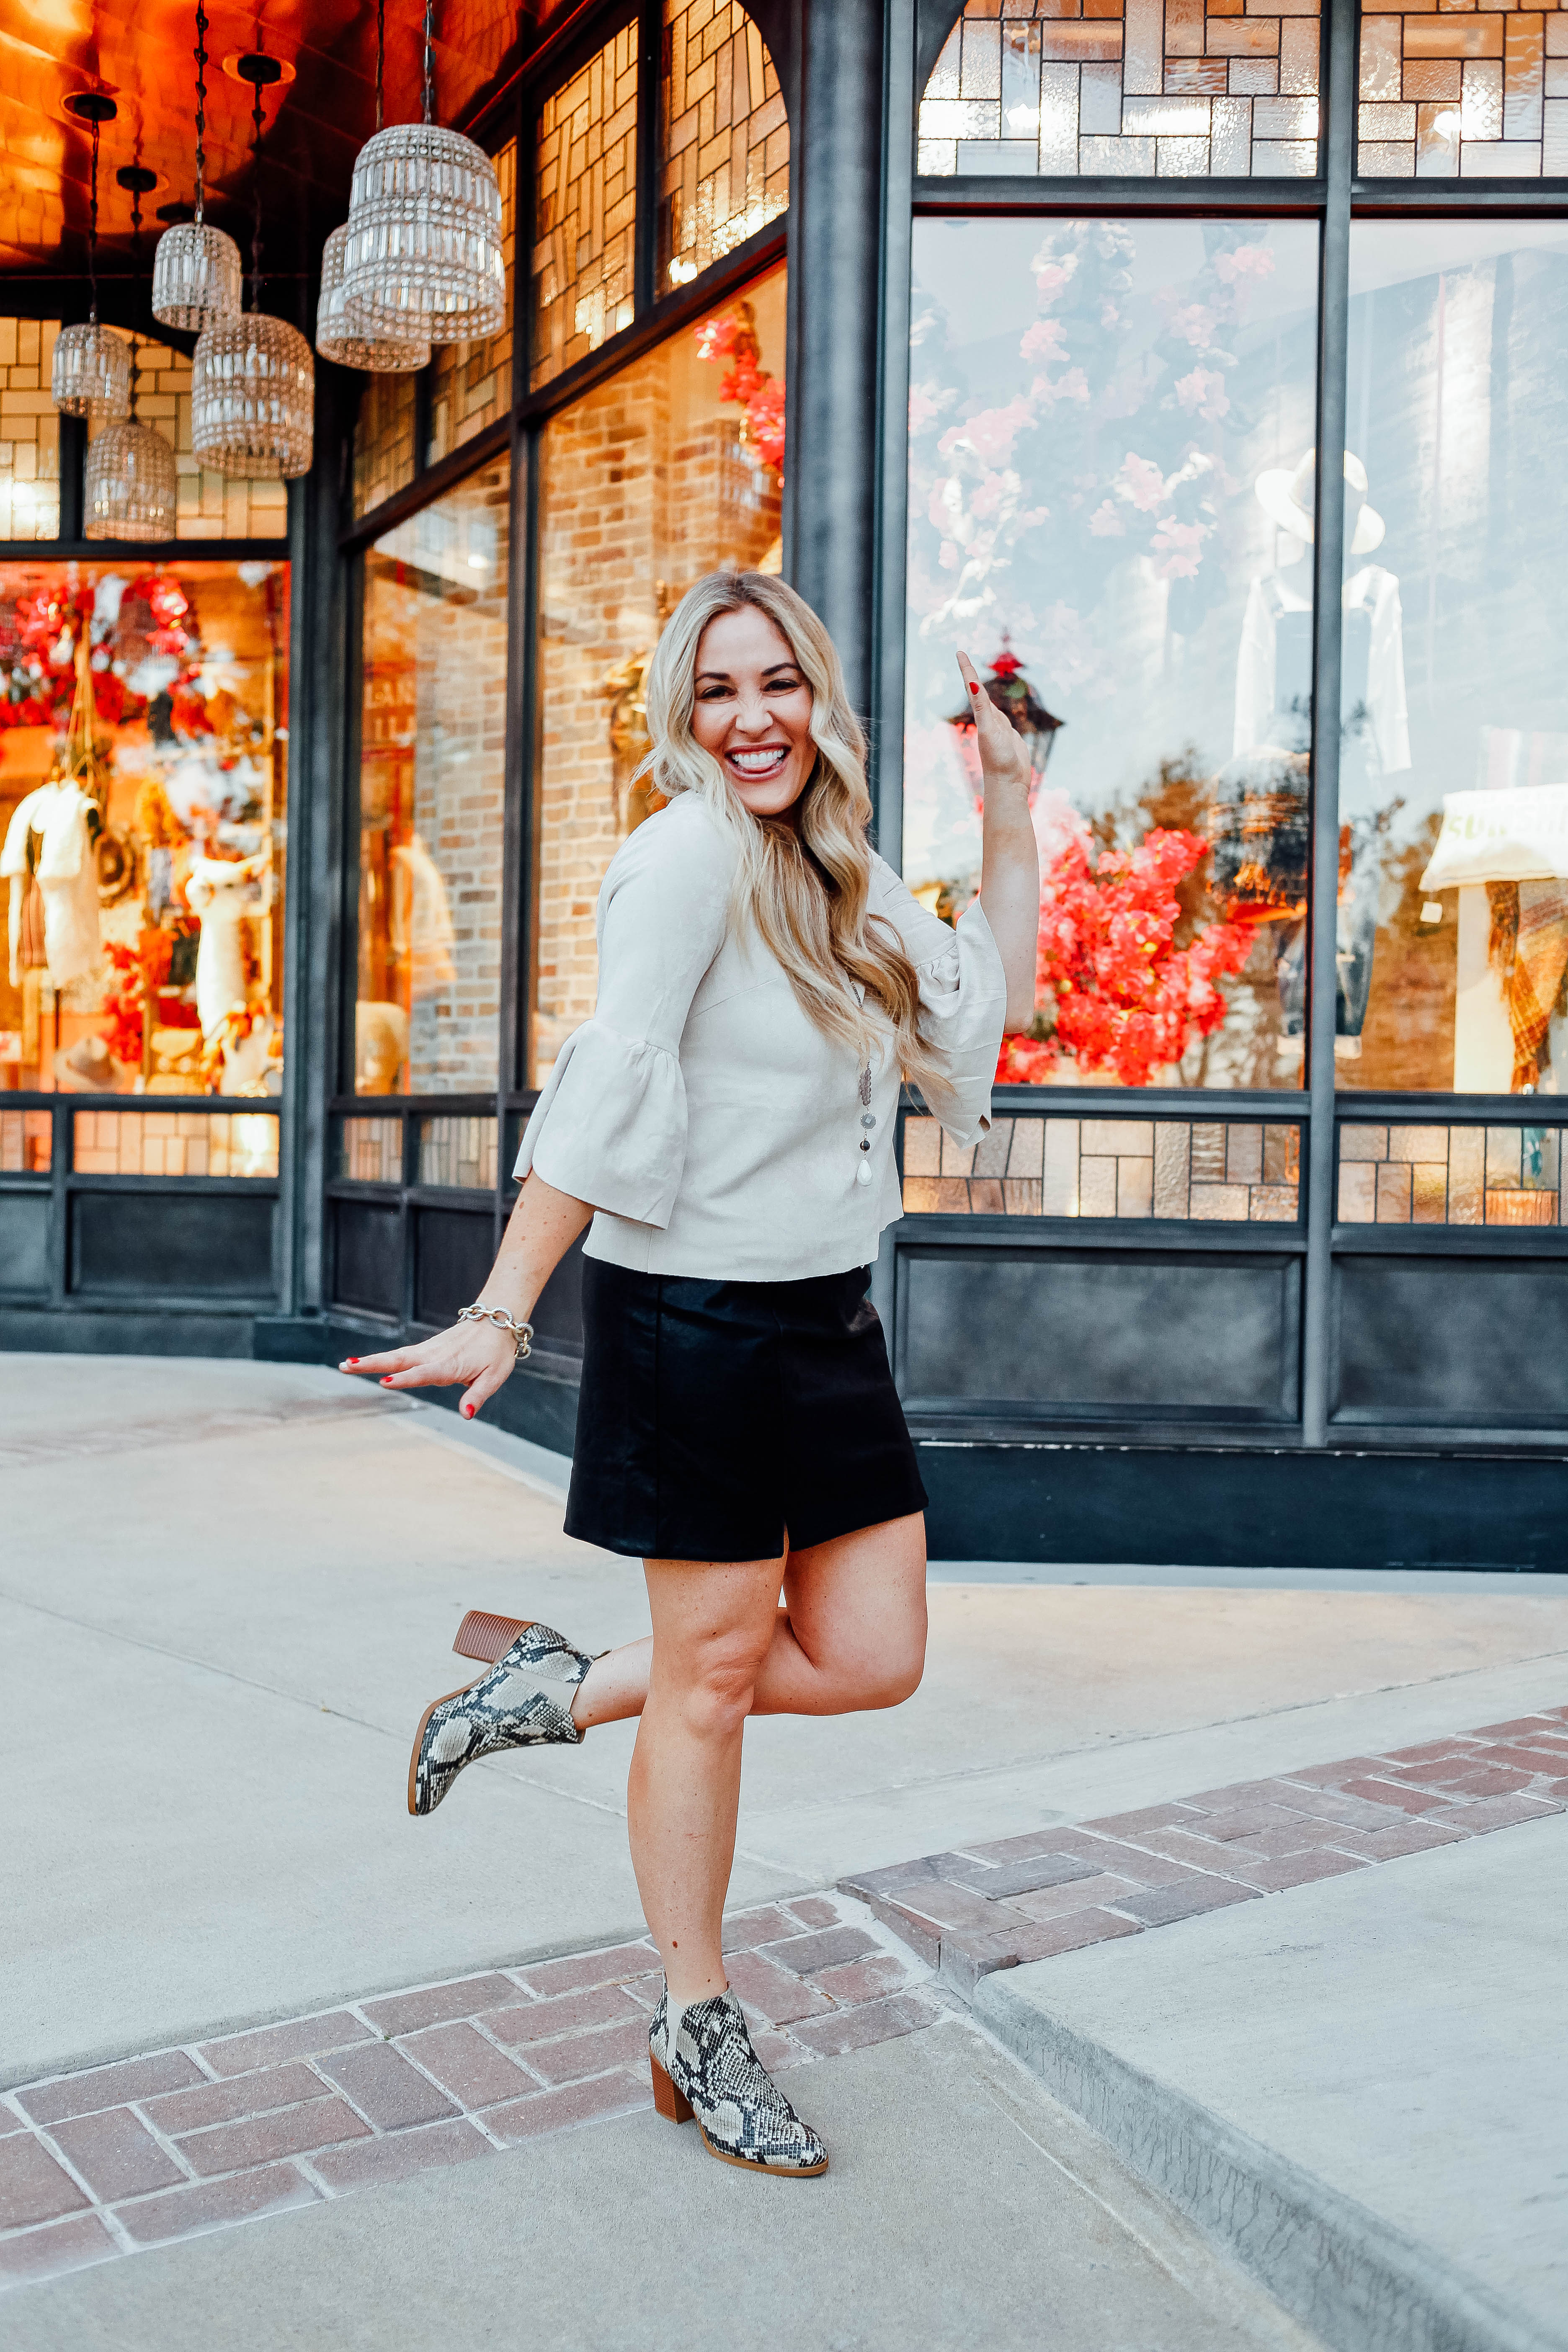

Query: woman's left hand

[957,650,1040,1032]
[956,650,1032,806]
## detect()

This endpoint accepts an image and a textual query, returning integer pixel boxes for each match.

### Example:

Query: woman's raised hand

[339,1320,518,1419]
[956,650,1032,803]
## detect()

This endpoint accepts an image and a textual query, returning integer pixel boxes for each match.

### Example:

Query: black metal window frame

[870,0,1568,1453]
[326,0,792,1338]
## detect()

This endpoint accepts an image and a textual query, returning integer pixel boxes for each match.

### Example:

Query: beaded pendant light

[340,0,505,345]
[315,0,430,371]
[191,39,314,480]
[151,3,243,333]
[86,166,177,540]
[52,96,132,423]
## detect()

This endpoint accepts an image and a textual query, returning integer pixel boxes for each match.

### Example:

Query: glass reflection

[356,458,510,1095]
[531,264,786,1082]
[1340,222,1568,1094]
[904,215,1318,1088]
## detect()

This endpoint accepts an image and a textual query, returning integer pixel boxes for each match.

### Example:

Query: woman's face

[689,605,815,818]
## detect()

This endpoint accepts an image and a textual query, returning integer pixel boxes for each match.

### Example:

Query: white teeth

[731,749,785,772]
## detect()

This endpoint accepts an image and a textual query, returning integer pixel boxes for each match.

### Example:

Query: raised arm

[957,648,1041,1033]
[340,1174,591,1420]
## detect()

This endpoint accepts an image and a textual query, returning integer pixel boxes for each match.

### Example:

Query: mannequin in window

[185,850,268,1039]
[2,776,103,990]
[1224,449,1410,1056]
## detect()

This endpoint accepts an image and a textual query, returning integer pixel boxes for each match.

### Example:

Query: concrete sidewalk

[6,1354,1568,2085]
[980,1815,1568,2352]
[2,2017,1326,2352]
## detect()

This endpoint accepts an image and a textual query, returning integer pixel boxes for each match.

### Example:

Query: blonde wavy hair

[639,572,938,1088]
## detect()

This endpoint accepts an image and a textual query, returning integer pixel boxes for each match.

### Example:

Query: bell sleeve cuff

[513,1018,688,1228]
[912,898,1009,1148]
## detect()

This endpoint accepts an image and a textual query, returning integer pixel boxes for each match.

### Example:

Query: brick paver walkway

[0,1894,939,2292]
[5,1705,1564,2296]
[841,1706,1568,1993]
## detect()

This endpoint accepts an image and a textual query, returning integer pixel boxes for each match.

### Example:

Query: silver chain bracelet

[457,1303,533,1360]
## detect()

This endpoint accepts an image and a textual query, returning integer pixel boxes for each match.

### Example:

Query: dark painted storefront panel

[413,1207,496,1328]
[1336,1256,1568,1428]
[70,1192,277,1300]
[0,1194,50,1295]
[332,1201,402,1318]
[920,1442,1568,1571]
[899,1248,1300,1424]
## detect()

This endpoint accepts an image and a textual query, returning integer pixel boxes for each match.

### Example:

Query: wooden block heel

[453,1610,534,1664]
[650,2055,693,2125]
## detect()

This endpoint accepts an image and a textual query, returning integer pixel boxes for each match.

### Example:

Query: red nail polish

[346,1357,360,1365]
[380,1377,393,1386]
[969,681,980,694]
[462,1404,473,1418]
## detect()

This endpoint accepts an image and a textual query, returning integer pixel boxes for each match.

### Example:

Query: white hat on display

[1255,448,1386,555]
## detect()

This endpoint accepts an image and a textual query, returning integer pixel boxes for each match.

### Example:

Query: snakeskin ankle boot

[408,1622,596,1817]
[649,1986,828,2177]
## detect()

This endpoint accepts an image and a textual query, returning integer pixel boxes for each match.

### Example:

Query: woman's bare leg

[569,1512,928,1731]
[626,1555,784,2005]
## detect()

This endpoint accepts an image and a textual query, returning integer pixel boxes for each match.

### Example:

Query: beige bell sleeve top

[516,792,1008,1281]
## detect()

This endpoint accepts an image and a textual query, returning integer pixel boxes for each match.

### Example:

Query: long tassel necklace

[855,1065,875,1186]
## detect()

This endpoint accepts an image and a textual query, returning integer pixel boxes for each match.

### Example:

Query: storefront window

[428,139,518,463]
[918,0,1321,178]
[1337,222,1568,1096]
[531,261,785,1079]
[0,559,288,1096]
[532,24,640,390]
[660,0,789,288]
[356,455,511,1095]
[0,320,62,542]
[904,214,1318,1089]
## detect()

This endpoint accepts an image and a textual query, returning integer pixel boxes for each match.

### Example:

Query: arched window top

[660,2,789,288]
[918,0,1320,182]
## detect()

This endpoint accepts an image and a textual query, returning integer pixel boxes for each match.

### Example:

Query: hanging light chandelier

[151,0,243,331]
[52,95,132,423]
[191,36,314,480]
[340,0,505,345]
[86,164,177,541]
[315,0,430,371]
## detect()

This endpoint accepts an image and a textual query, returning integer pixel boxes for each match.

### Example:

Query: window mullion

[1300,0,1357,1449]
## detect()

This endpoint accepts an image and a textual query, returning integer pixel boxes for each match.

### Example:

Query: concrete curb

[974,1972,1567,2352]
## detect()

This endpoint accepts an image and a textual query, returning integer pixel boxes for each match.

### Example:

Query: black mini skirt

[565,1259,928,1563]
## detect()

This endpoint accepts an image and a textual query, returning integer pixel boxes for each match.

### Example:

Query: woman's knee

[660,1627,772,1737]
[858,1646,924,1711]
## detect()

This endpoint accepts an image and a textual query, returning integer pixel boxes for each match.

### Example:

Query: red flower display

[0,568,201,732]
[101,928,175,1068]
[695,308,785,475]
[998,827,1253,1089]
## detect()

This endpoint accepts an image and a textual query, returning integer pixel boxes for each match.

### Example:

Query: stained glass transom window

[918,0,1321,179]
[353,374,417,521]
[1338,1123,1566,1224]
[1357,10,1568,180]
[532,25,640,391]
[902,1115,1301,1219]
[429,139,516,461]
[660,2,789,289]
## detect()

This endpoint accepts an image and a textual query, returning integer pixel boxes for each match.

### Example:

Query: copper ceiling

[0,1,572,303]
